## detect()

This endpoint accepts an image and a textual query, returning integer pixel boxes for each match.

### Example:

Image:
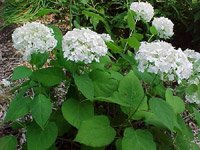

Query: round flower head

[184,49,200,62]
[12,22,57,60]
[185,93,200,105]
[62,28,108,64]
[185,76,200,104]
[130,2,154,22]
[152,17,174,39]
[135,41,193,83]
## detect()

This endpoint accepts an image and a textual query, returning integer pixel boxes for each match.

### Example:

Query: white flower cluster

[152,17,174,39]
[184,49,200,104]
[12,22,57,60]
[135,41,193,83]
[185,76,200,104]
[185,93,200,105]
[184,49,200,62]
[130,2,154,22]
[62,28,108,64]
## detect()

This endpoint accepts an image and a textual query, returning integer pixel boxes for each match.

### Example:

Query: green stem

[124,21,137,53]
[128,95,146,120]
[148,34,154,42]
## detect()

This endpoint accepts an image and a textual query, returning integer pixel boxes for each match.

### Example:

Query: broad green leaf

[30,94,52,128]
[127,36,141,50]
[176,115,193,139]
[152,84,166,98]
[193,107,200,127]
[133,67,161,85]
[75,116,116,147]
[186,84,198,95]
[50,110,71,136]
[27,122,58,150]
[91,56,112,70]
[109,71,144,107]
[30,67,65,87]
[30,52,49,68]
[150,26,157,35]
[149,98,176,131]
[90,69,118,98]
[115,138,122,150]
[12,66,32,80]
[5,97,30,122]
[127,10,135,29]
[62,99,94,128]
[121,97,148,120]
[0,135,17,150]
[122,128,156,150]
[165,89,185,114]
[174,134,194,150]
[74,74,94,100]
[106,42,123,53]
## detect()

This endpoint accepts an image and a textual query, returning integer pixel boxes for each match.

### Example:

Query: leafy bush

[1,1,200,150]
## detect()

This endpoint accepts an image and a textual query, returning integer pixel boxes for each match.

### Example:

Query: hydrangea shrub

[1,1,200,150]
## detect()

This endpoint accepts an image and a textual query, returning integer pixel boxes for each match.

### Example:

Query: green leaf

[115,138,122,150]
[12,66,32,80]
[132,33,144,41]
[186,84,198,95]
[82,10,111,34]
[75,116,116,147]
[27,122,58,150]
[149,98,176,131]
[150,26,157,35]
[30,52,49,68]
[121,97,148,120]
[165,89,185,114]
[5,97,30,122]
[74,74,94,100]
[36,9,60,17]
[122,128,156,150]
[49,25,63,50]
[50,110,71,136]
[174,134,194,150]
[176,115,193,139]
[62,99,94,128]
[80,0,89,5]
[193,107,200,127]
[0,136,17,150]
[127,10,135,30]
[30,67,65,87]
[106,42,123,53]
[152,84,166,98]
[90,69,118,98]
[109,71,144,107]
[30,94,52,128]
[127,36,141,50]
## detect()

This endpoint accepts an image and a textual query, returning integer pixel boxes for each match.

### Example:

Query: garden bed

[1,1,200,150]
